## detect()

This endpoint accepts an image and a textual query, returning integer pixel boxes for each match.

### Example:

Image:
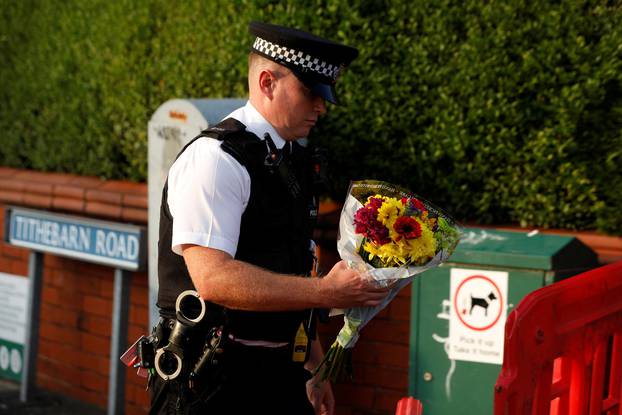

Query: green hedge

[1,0,621,234]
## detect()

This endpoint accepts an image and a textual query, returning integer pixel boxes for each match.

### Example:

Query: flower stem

[313,342,354,383]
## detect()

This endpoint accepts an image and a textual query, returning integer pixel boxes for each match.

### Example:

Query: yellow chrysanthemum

[377,239,410,266]
[403,222,437,264]
[376,197,403,228]
[363,241,381,260]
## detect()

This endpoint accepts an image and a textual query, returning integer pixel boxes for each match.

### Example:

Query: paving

[0,380,104,415]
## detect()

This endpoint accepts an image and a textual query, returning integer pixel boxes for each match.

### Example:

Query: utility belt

[124,290,318,404]
[119,290,226,399]
[129,290,315,383]
[154,291,228,391]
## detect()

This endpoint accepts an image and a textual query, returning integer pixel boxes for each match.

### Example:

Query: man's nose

[314,96,327,115]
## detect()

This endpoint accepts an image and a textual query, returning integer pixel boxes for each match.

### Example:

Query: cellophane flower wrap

[315,180,461,382]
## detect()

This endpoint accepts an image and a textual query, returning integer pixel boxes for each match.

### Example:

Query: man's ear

[258,70,275,99]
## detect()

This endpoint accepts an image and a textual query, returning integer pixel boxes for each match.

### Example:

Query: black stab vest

[157,118,318,342]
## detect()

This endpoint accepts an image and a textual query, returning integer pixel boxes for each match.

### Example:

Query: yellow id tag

[292,322,309,362]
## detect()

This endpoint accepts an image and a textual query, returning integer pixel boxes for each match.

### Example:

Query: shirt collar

[225,101,287,150]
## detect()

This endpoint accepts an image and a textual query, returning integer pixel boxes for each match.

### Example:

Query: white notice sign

[0,272,27,344]
[0,272,27,380]
[448,268,508,364]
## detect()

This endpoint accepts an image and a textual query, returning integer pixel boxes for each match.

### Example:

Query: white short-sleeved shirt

[167,101,288,257]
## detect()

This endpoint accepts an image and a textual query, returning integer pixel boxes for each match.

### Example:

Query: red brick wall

[1,167,621,415]
[0,168,151,414]
[39,257,151,413]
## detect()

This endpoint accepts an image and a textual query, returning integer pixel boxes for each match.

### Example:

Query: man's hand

[306,374,334,415]
[320,260,389,308]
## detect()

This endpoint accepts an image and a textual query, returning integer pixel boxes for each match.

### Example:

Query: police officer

[151,21,388,415]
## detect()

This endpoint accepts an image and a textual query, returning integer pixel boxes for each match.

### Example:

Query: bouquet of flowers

[315,180,461,382]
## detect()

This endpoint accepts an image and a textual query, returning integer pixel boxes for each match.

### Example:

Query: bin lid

[149,98,246,127]
[450,228,597,271]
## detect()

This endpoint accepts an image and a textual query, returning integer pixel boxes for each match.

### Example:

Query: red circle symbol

[453,275,503,331]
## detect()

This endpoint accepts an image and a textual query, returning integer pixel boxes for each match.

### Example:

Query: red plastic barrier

[396,397,424,415]
[494,260,622,415]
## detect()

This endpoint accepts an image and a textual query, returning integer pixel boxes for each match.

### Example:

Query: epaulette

[200,118,264,170]
[198,118,247,141]
[173,118,263,170]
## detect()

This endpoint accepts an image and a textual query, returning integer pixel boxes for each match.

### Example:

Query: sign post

[108,268,131,415]
[4,206,146,415]
[20,251,43,402]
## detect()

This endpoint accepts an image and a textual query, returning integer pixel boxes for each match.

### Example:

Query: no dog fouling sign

[448,268,508,364]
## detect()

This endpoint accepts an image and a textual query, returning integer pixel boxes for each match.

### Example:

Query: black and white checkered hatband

[252,37,340,82]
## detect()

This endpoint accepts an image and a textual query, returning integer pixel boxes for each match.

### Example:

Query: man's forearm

[199,259,326,311]
[182,244,388,312]
[183,245,326,311]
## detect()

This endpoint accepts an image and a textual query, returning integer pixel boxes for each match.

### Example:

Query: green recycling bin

[408,227,597,415]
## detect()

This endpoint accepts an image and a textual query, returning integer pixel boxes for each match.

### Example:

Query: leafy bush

[1,0,620,234]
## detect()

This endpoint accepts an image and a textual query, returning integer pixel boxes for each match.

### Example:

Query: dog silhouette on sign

[470,292,498,316]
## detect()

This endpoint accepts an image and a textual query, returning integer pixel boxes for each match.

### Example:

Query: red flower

[393,216,422,239]
[369,223,391,245]
[411,198,426,212]
[353,207,375,233]
[367,197,384,214]
[353,203,391,245]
